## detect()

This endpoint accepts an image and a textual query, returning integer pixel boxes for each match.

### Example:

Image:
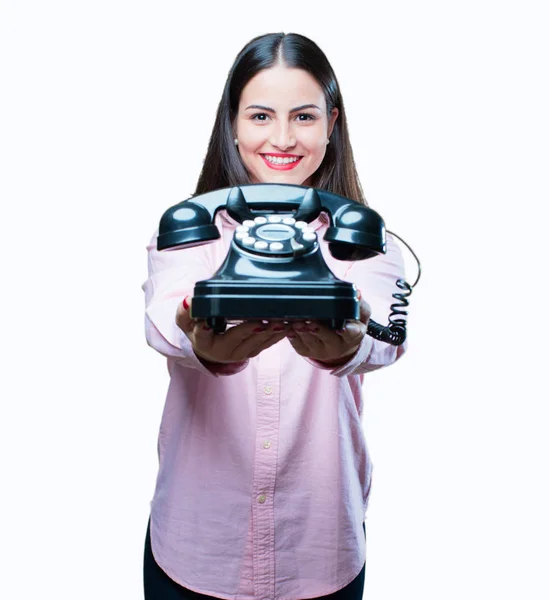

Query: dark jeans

[144,517,366,600]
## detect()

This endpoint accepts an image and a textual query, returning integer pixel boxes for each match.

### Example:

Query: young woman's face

[234,65,339,186]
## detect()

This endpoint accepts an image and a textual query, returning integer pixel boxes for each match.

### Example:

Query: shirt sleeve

[141,227,249,377]
[305,233,409,377]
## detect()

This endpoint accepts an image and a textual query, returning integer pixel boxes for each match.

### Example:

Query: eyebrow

[244,104,322,113]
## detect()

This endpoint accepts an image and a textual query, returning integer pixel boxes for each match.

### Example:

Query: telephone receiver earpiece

[158,183,386,260]
[157,184,419,345]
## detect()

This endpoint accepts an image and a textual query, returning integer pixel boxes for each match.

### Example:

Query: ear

[327,107,339,138]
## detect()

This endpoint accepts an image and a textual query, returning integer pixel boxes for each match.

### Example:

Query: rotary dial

[233,215,318,256]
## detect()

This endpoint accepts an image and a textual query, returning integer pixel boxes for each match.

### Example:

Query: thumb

[176,295,196,335]
[357,290,372,325]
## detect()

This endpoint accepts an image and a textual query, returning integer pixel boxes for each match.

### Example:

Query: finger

[289,328,325,357]
[291,320,341,352]
[232,322,289,356]
[221,319,282,345]
[192,319,215,353]
[196,321,286,362]
[310,322,365,357]
[290,320,308,332]
[245,330,289,358]
[286,334,309,356]
[306,324,341,345]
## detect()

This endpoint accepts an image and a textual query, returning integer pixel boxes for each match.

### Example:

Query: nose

[269,122,296,151]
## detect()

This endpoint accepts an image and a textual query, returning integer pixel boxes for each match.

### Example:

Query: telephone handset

[157,183,421,345]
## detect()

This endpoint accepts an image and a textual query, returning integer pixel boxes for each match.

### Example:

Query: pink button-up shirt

[141,207,408,600]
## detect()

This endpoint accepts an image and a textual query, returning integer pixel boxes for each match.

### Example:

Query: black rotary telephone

[157,183,421,345]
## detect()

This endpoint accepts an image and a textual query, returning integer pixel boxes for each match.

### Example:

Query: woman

[142,32,407,600]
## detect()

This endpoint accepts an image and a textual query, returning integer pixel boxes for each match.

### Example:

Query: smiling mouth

[261,154,303,169]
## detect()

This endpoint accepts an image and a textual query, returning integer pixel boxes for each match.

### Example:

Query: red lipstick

[261,154,303,171]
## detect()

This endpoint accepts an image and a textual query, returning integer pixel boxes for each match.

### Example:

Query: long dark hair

[194,32,367,206]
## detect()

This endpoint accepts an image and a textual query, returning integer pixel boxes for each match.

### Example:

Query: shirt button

[264,385,272,395]
[263,440,271,449]
[258,494,267,504]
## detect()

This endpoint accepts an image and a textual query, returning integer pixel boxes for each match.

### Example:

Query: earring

[326,138,330,145]
[234,138,239,146]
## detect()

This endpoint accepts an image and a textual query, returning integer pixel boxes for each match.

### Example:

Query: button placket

[252,345,280,600]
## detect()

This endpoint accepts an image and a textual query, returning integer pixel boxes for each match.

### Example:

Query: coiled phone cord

[366,230,422,346]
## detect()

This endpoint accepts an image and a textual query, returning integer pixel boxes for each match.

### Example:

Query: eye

[251,113,270,121]
[296,113,316,122]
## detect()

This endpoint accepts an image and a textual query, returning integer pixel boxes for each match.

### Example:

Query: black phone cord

[366,230,421,346]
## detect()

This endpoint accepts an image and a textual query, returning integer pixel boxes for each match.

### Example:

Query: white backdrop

[1,1,548,598]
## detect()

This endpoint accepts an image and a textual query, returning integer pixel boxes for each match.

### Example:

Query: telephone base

[206,316,347,334]
[191,279,359,333]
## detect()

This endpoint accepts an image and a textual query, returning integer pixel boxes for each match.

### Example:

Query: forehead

[239,66,326,109]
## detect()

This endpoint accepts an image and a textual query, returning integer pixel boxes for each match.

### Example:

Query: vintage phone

[157,183,420,345]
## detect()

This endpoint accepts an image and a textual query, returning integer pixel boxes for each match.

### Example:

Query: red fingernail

[253,327,267,333]
[202,325,211,330]
[357,290,362,300]
[273,326,285,332]
[183,297,190,310]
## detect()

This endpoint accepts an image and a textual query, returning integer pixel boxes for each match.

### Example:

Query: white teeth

[264,155,300,165]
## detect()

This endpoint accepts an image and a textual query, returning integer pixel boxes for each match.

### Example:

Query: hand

[286,294,371,366]
[176,297,288,365]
